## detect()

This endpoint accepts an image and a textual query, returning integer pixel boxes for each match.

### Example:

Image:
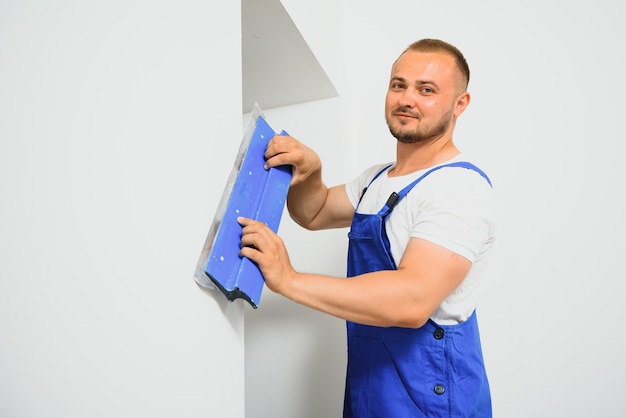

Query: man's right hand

[264,135,322,186]
[265,135,353,230]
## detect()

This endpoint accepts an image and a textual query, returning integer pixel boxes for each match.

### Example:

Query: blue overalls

[343,162,492,418]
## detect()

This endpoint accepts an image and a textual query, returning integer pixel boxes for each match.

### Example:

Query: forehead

[391,50,458,83]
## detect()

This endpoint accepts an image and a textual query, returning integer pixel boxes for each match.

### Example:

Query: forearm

[278,270,433,328]
[238,219,467,328]
[286,170,328,229]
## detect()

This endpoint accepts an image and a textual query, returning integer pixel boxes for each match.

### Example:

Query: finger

[237,216,268,232]
[264,151,294,171]
[239,231,257,250]
[264,136,298,169]
[237,216,253,227]
[237,216,266,232]
[238,217,272,251]
[239,244,260,262]
[239,225,264,264]
[264,135,287,159]
[239,228,278,269]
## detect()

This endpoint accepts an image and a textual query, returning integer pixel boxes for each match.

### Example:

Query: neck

[390,137,460,177]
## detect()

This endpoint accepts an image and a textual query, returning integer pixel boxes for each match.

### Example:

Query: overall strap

[378,161,492,216]
[357,163,394,205]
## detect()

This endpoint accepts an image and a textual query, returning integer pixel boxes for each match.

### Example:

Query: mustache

[392,108,420,118]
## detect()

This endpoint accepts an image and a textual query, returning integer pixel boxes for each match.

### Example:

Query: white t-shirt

[345,155,500,325]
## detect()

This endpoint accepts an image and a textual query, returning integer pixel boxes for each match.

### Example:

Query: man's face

[385,50,466,144]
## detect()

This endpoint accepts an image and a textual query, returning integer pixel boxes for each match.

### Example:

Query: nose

[397,88,417,108]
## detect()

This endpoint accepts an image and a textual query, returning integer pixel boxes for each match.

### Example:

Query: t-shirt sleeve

[408,168,498,263]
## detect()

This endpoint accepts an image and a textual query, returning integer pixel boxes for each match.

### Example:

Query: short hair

[401,39,470,90]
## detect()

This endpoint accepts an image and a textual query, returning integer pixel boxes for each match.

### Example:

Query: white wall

[4,1,624,417]
[246,1,626,417]
[0,1,245,417]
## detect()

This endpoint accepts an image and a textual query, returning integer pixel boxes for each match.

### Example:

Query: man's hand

[264,135,322,186]
[238,216,296,295]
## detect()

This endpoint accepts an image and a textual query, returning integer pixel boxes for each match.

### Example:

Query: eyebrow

[390,76,439,89]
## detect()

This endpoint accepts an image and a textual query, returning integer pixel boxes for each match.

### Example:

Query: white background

[2,1,625,417]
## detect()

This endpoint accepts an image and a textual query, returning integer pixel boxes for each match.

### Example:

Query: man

[238,38,498,417]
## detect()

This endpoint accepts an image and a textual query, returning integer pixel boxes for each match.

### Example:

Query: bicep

[397,237,472,317]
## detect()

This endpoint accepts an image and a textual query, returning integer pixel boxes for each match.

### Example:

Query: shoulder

[427,163,493,191]
[412,162,497,219]
[417,157,495,198]
[405,157,499,225]
[406,159,500,254]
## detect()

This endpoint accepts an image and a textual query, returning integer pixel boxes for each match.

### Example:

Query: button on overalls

[343,162,493,418]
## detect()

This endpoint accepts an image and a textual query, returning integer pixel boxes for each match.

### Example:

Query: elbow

[387,306,432,329]
[396,316,429,329]
[289,213,320,231]
[408,317,430,329]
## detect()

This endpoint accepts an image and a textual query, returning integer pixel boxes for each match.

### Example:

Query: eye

[391,82,405,91]
[420,86,435,95]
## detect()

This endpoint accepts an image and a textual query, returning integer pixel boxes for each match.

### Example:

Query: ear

[453,91,470,117]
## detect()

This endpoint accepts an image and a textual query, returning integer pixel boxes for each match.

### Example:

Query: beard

[387,108,454,144]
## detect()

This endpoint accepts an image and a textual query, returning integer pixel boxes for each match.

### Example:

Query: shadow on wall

[194,284,244,333]
[245,291,346,418]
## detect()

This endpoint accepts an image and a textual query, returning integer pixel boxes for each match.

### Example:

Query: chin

[390,125,413,138]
